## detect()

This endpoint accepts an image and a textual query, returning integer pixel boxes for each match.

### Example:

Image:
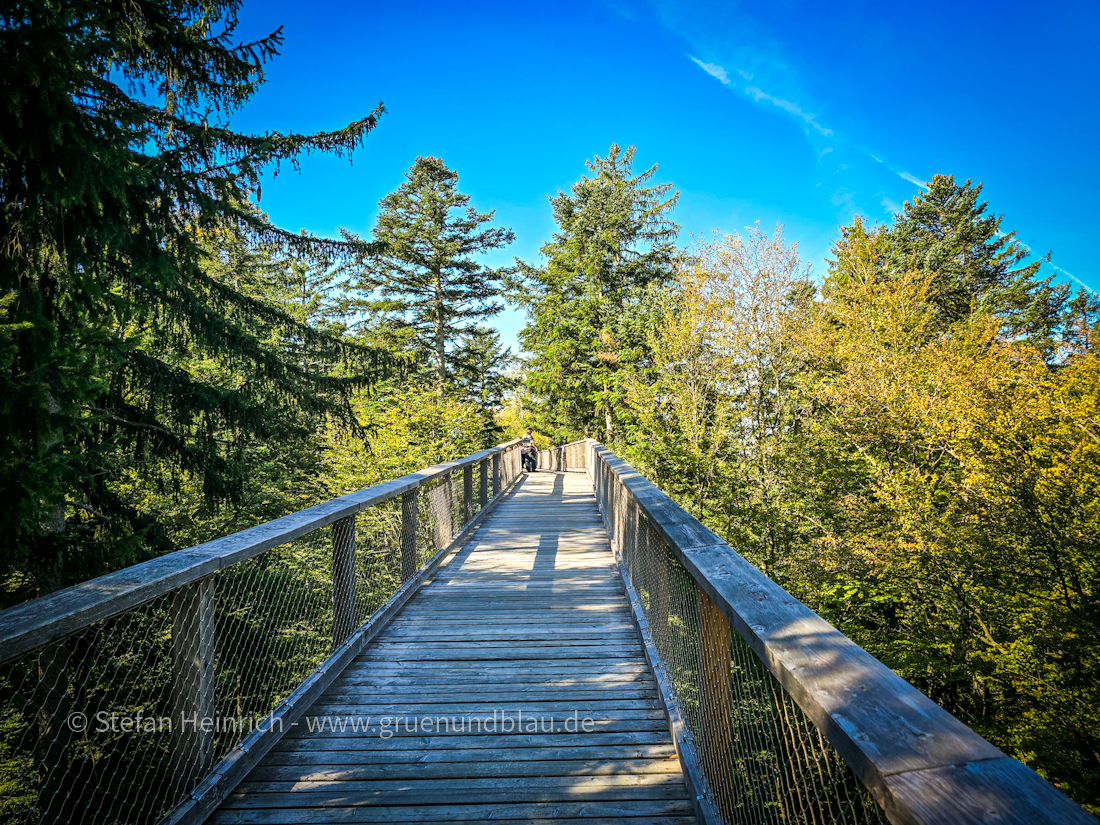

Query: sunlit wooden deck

[211,470,697,824]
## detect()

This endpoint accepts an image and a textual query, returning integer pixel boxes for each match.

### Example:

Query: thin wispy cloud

[868,154,926,189]
[689,56,730,85]
[896,170,925,188]
[744,85,832,136]
[688,56,832,136]
[1051,263,1096,295]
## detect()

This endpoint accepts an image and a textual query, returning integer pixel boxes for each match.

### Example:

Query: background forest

[1,0,1097,816]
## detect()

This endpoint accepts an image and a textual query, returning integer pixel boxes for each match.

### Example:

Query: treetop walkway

[0,440,1094,824]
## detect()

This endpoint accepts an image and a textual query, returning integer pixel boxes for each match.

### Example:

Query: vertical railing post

[400,489,418,582]
[492,451,501,498]
[479,458,488,509]
[171,577,215,789]
[697,583,735,818]
[331,515,356,647]
[463,463,474,525]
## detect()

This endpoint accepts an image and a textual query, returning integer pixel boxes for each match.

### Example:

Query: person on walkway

[521,428,537,472]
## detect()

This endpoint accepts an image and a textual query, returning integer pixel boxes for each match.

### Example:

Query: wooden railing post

[400,489,418,582]
[171,578,215,788]
[331,515,356,647]
[696,582,735,818]
[492,452,501,498]
[463,464,473,525]
[479,458,488,509]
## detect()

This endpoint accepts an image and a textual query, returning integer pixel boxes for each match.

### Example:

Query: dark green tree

[515,144,679,442]
[355,157,514,394]
[886,174,1069,351]
[1064,287,1100,354]
[0,1,385,599]
[452,327,518,438]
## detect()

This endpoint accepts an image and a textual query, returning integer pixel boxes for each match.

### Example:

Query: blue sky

[233,0,1099,354]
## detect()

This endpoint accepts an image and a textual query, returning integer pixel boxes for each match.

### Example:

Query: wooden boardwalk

[211,470,698,824]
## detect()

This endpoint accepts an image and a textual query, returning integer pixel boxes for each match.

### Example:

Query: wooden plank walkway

[211,470,697,824]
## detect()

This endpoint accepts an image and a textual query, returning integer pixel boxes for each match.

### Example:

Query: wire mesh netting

[593,449,889,825]
[1,523,340,824]
[0,447,521,825]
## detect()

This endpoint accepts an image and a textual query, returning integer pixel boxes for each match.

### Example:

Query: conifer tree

[0,1,386,597]
[515,144,679,442]
[886,175,1069,350]
[355,157,514,393]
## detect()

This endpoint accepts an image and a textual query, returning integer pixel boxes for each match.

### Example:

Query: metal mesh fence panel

[350,498,404,630]
[0,443,523,825]
[537,440,590,472]
[595,451,888,825]
[500,445,521,488]
[0,524,342,825]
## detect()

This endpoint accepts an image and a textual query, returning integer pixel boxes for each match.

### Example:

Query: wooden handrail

[585,439,1095,825]
[0,438,522,661]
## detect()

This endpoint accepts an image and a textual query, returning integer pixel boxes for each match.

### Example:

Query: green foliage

[883,174,1069,351]
[353,156,514,393]
[326,386,490,493]
[0,1,386,598]
[611,178,1099,812]
[515,144,679,443]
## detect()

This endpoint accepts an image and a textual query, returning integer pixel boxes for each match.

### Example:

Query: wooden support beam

[331,516,356,647]
[479,458,488,509]
[400,490,418,582]
[492,452,501,498]
[171,578,215,790]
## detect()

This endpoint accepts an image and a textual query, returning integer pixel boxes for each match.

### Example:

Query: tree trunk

[434,274,446,396]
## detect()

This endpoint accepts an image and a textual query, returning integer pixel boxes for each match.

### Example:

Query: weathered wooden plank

[219,784,688,808]
[318,689,660,704]
[269,731,675,752]
[259,743,678,766]
[209,800,697,823]
[248,758,681,781]
[280,720,671,740]
[213,818,696,825]
[881,757,1097,825]
[233,774,687,794]
[328,676,657,690]
[305,703,664,717]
